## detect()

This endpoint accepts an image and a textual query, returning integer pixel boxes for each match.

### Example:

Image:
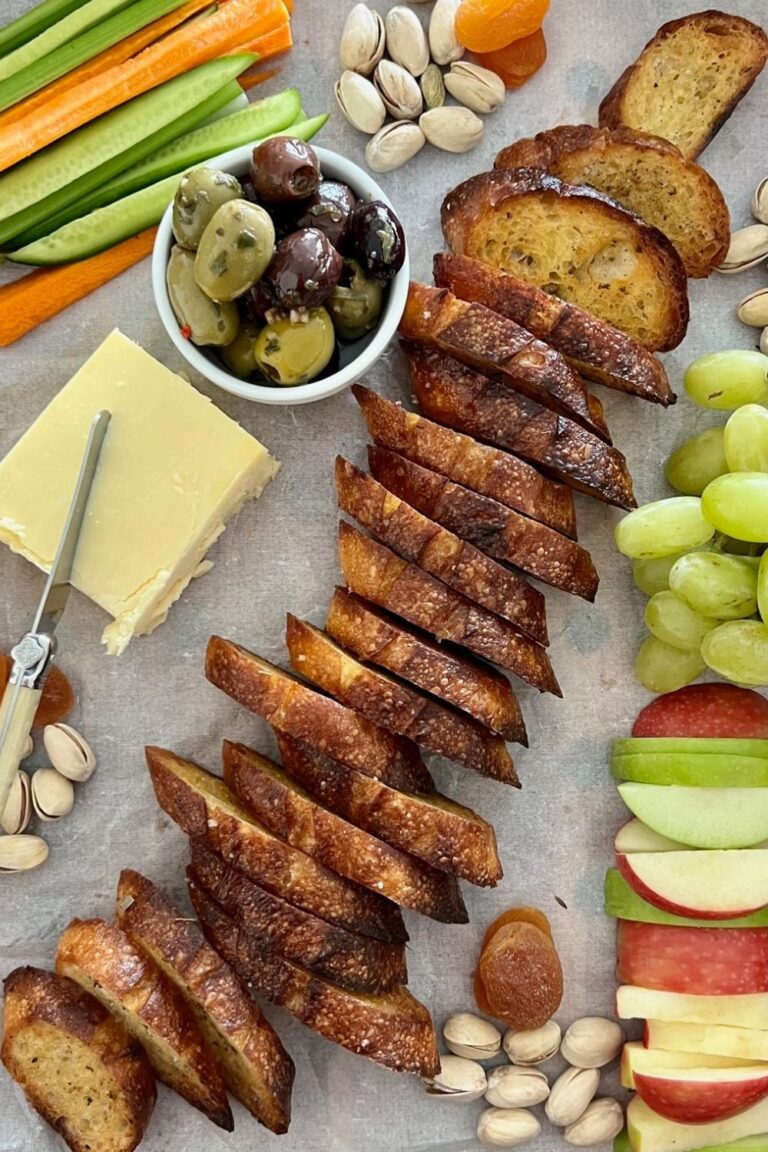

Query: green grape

[669,551,758,618]
[644,590,719,651]
[702,473,768,542]
[702,621,768,686]
[759,551,768,623]
[635,634,705,693]
[665,426,728,495]
[615,498,714,559]
[632,554,685,596]
[724,404,768,471]
[684,350,768,410]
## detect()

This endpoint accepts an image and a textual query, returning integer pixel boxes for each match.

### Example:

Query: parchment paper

[1,1,766,1148]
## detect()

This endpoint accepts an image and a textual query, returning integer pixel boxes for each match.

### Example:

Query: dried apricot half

[0,653,74,726]
[456,0,550,53]
[474,906,563,1029]
[476,28,547,89]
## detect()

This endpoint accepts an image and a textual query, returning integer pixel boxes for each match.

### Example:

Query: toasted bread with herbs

[188,840,407,993]
[55,918,232,1131]
[407,344,636,510]
[222,741,469,919]
[369,447,599,602]
[1,967,156,1152]
[339,522,560,696]
[189,878,440,1077]
[115,870,294,1134]
[494,125,729,277]
[335,456,547,645]
[205,636,433,794]
[441,168,689,351]
[145,746,407,945]
[352,384,576,538]
[599,10,768,160]
[433,253,674,404]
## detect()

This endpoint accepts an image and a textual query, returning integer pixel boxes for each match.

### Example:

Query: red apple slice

[617,850,768,919]
[627,1092,768,1152]
[621,1041,760,1089]
[617,920,768,995]
[619,987,768,1030]
[632,684,768,738]
[634,1064,768,1124]
[615,819,688,854]
[644,1020,768,1063]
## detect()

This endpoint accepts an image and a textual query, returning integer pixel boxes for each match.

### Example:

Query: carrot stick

[239,65,280,91]
[0,227,156,346]
[233,20,292,60]
[0,0,289,173]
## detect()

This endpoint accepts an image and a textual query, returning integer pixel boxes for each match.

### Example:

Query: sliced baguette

[286,613,520,779]
[352,383,577,539]
[433,253,674,404]
[599,10,768,160]
[338,521,561,696]
[55,918,233,1131]
[1,967,156,1152]
[441,168,689,351]
[493,125,729,277]
[114,870,293,1133]
[368,447,599,602]
[222,741,471,915]
[145,746,407,945]
[335,456,547,645]
[188,840,408,993]
[206,635,433,795]
[407,343,636,509]
[188,879,440,1077]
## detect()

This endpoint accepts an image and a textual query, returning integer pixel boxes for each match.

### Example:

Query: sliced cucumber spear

[0,0,88,58]
[0,0,136,83]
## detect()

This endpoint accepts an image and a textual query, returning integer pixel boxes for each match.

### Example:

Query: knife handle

[0,685,40,818]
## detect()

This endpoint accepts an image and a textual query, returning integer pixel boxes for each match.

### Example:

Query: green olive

[166,245,239,346]
[327,259,383,341]
[172,167,242,250]
[194,200,275,302]
[253,307,335,387]
[220,321,261,379]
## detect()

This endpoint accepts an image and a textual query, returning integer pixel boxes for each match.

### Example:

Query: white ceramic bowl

[152,143,409,405]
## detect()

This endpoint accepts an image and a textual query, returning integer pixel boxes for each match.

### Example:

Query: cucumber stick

[0,0,136,83]
[0,0,88,57]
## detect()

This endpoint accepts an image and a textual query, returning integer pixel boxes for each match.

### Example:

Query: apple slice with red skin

[621,1041,760,1090]
[617,850,768,919]
[644,1020,768,1064]
[617,920,768,995]
[633,685,768,739]
[618,986,768,1030]
[635,1063,768,1124]
[626,1092,768,1152]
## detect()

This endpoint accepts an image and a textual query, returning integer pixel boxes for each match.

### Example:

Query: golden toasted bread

[441,168,689,351]
[335,456,547,645]
[145,746,407,945]
[407,344,636,510]
[222,741,470,917]
[115,870,294,1134]
[189,879,440,1077]
[1,967,155,1152]
[55,919,232,1131]
[599,11,768,160]
[205,636,433,794]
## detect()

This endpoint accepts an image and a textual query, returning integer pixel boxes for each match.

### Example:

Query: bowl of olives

[151,138,409,404]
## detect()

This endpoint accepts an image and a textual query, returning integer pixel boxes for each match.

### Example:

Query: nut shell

[738,288,768,328]
[560,1017,623,1069]
[43,723,96,782]
[335,70,387,134]
[420,106,484,152]
[374,59,423,120]
[365,121,426,173]
[564,1098,624,1147]
[718,224,768,273]
[0,771,31,835]
[385,6,430,76]
[752,177,768,225]
[485,1066,549,1109]
[0,834,49,873]
[30,768,74,822]
[477,1107,541,1148]
[443,1013,501,1060]
[423,1054,487,1101]
[503,1020,561,1065]
[545,1066,600,1127]
[444,61,506,114]
[429,0,464,65]
[339,3,386,75]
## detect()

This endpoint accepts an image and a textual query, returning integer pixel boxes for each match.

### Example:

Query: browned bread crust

[368,447,599,602]
[2,967,156,1152]
[338,521,561,696]
[145,746,407,945]
[188,878,440,1077]
[407,344,636,510]
[55,918,232,1130]
[335,456,547,645]
[433,253,674,404]
[222,741,471,915]
[352,384,577,539]
[205,636,433,794]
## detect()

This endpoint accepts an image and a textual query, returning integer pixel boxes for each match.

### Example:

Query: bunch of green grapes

[616,349,768,692]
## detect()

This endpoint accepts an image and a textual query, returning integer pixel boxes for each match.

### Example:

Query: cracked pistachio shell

[485,1066,550,1109]
[335,70,387,134]
[545,1066,600,1127]
[365,121,425,172]
[374,59,423,120]
[738,287,768,328]
[0,771,31,835]
[560,1017,623,1069]
[0,834,49,873]
[503,1020,561,1065]
[444,60,506,113]
[423,1054,487,1101]
[429,0,464,66]
[478,1108,541,1148]
[420,105,483,152]
[718,224,768,273]
[752,177,768,225]
[385,6,430,76]
[761,326,768,356]
[43,723,96,782]
[339,4,385,75]
[31,768,74,822]
[564,1099,624,1147]
[443,1013,502,1060]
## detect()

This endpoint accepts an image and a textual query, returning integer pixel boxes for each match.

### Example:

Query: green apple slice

[616,1133,768,1152]
[615,738,768,759]
[604,871,768,928]
[613,753,768,787]
[618,783,768,848]
[627,1092,768,1152]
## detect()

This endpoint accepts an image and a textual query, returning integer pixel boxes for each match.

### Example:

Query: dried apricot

[455,0,549,53]
[476,28,547,89]
[481,905,553,949]
[474,907,563,1029]
[0,653,74,726]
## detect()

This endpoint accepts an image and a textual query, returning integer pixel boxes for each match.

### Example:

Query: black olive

[241,276,279,322]
[250,137,321,203]
[349,200,406,282]
[293,181,357,250]
[261,228,343,311]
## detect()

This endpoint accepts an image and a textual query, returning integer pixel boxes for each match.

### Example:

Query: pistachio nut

[738,287,768,328]
[420,106,484,153]
[443,1013,501,1061]
[560,1017,624,1069]
[423,1054,488,1101]
[374,59,423,120]
[564,1098,624,1147]
[752,177,768,225]
[429,0,464,66]
[31,768,74,823]
[477,1107,541,1148]
[0,771,31,836]
[444,60,506,114]
[335,70,387,135]
[717,224,768,273]
[365,121,425,173]
[0,834,49,873]
[545,1066,600,1127]
[761,326,768,356]
[485,1066,550,1109]
[420,62,445,110]
[503,1020,561,1065]
[43,723,96,782]
[339,4,385,75]
[385,6,430,77]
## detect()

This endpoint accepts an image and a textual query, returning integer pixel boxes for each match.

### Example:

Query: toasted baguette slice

[441,168,689,351]
[400,282,609,440]
[188,840,407,993]
[287,613,520,779]
[353,384,577,538]
[369,447,599,602]
[222,741,471,915]
[339,521,560,696]
[407,343,636,509]
[493,125,729,278]
[55,919,232,1131]
[206,636,433,794]
[599,11,768,160]
[1,967,156,1152]
[189,879,440,1077]
[326,587,523,741]
[145,746,407,945]
[433,253,674,404]
[336,456,547,645]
